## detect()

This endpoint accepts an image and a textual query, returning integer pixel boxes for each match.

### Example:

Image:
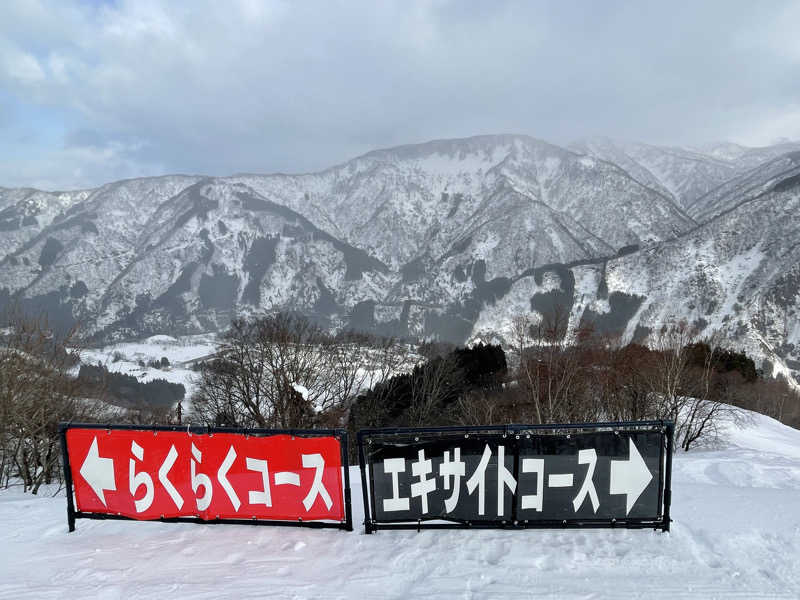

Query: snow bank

[1,410,799,598]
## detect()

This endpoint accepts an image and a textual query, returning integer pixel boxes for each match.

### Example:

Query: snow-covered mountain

[687,150,800,222]
[234,135,693,272]
[474,152,800,385]
[571,137,800,212]
[0,134,798,385]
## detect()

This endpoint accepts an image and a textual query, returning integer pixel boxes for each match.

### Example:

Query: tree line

[78,364,185,410]
[192,312,799,454]
[1,308,798,494]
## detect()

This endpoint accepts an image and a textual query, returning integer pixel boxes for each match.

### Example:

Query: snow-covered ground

[80,334,218,407]
[2,410,799,599]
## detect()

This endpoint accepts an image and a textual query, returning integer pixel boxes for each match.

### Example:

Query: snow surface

[2,410,799,599]
[80,334,217,407]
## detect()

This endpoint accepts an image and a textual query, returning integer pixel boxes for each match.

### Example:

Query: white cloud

[0,135,162,191]
[734,105,800,147]
[1,45,46,85]
[1,0,799,189]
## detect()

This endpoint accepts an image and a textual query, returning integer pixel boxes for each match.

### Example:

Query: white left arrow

[610,438,653,515]
[80,437,116,506]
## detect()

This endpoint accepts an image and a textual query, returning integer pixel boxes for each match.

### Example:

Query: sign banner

[60,424,352,531]
[358,422,672,532]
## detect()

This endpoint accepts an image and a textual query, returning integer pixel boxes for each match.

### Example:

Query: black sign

[357,422,673,533]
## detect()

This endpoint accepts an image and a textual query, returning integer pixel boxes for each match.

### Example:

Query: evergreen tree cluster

[684,342,759,382]
[348,343,506,433]
[78,364,185,409]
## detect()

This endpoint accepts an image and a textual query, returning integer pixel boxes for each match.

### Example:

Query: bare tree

[648,321,695,424]
[647,324,740,451]
[408,353,462,426]
[192,314,410,429]
[0,309,105,493]
[343,334,415,422]
[454,388,505,426]
[193,315,326,428]
[605,342,657,422]
[678,338,745,451]
[514,308,592,424]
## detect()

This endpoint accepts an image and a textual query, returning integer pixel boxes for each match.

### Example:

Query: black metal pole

[511,432,520,527]
[357,431,373,534]
[655,423,665,524]
[58,423,76,533]
[340,431,353,532]
[662,422,674,532]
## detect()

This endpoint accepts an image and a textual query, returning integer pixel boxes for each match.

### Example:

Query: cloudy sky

[2,0,799,190]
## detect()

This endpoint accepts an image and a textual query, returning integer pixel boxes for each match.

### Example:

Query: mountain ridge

[1,134,798,386]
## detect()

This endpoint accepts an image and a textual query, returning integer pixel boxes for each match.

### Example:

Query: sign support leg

[59,424,76,533]
[341,432,353,532]
[357,432,373,534]
[662,422,674,533]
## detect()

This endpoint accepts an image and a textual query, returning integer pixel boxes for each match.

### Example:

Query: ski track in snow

[1,412,799,599]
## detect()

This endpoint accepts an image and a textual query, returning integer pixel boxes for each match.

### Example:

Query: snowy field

[80,334,217,405]
[79,333,419,413]
[1,411,799,599]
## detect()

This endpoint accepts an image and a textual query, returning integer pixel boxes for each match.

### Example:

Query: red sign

[65,428,345,522]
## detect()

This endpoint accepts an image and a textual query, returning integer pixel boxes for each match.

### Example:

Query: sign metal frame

[357,421,673,534]
[59,422,353,532]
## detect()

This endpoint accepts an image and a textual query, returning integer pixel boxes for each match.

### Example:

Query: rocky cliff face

[0,134,798,385]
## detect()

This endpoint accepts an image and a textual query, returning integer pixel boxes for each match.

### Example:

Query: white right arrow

[80,437,116,506]
[610,438,653,515]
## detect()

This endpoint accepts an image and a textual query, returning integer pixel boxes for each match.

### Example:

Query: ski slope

[1,410,799,599]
